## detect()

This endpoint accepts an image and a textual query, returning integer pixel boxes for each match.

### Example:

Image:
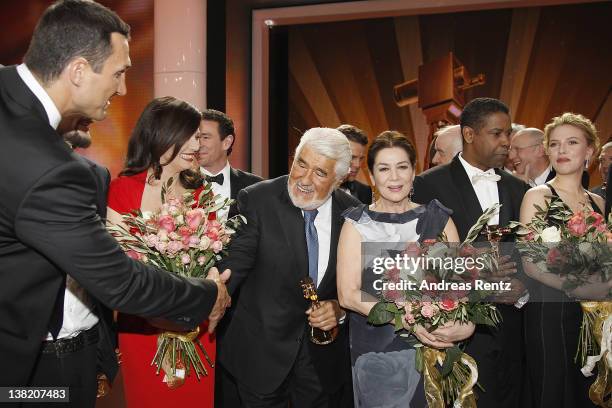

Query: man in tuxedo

[337,124,372,204]
[431,124,462,166]
[198,109,263,219]
[218,128,358,407]
[197,109,262,407]
[592,141,612,198]
[0,0,229,397]
[413,97,529,408]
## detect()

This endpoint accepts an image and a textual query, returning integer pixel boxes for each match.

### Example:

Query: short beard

[287,180,333,210]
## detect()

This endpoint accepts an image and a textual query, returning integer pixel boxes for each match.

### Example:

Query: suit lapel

[449,157,484,238]
[230,168,239,199]
[277,185,309,281]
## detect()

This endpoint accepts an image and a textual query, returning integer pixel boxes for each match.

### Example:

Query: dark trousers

[236,339,343,408]
[28,328,98,408]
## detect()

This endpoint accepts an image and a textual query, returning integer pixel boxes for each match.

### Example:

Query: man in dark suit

[337,124,372,204]
[0,0,229,399]
[198,109,263,220]
[58,115,117,401]
[218,127,358,407]
[196,109,263,407]
[592,142,612,198]
[413,98,529,408]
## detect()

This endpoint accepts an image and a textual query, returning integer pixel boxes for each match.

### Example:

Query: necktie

[471,171,501,184]
[303,209,319,287]
[206,173,224,185]
[48,276,66,340]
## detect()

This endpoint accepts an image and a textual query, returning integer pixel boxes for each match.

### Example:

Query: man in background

[198,109,262,219]
[592,141,612,198]
[337,124,372,204]
[431,124,462,166]
[508,127,551,186]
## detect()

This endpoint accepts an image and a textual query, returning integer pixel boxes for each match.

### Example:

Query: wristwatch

[338,312,347,325]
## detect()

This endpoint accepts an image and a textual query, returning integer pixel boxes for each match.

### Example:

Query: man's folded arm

[14,161,217,329]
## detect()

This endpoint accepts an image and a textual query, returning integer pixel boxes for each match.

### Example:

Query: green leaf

[440,345,462,377]
[367,302,395,325]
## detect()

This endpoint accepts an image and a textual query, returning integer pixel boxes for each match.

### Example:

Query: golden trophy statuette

[300,277,338,345]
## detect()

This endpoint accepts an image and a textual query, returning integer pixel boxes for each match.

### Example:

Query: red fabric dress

[107,171,215,407]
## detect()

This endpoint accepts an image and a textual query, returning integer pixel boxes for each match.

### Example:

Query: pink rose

[158,215,176,233]
[567,213,587,236]
[181,254,191,264]
[155,241,168,253]
[144,234,159,247]
[166,240,183,257]
[178,225,192,238]
[383,288,402,303]
[420,304,435,318]
[188,235,200,248]
[440,298,458,311]
[206,227,220,242]
[546,247,563,265]
[212,240,223,253]
[590,212,605,227]
[385,267,400,283]
[185,209,205,230]
[126,250,142,261]
[197,256,206,266]
[405,313,416,325]
[404,242,421,258]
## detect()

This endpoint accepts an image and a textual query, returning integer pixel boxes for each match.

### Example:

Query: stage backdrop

[282,1,612,183]
[0,0,154,179]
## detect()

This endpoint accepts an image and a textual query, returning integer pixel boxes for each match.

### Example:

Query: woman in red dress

[107,96,215,407]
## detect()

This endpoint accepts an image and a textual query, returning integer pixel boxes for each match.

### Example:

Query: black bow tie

[206,173,224,185]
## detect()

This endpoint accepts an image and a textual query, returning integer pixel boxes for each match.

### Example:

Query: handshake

[206,267,232,333]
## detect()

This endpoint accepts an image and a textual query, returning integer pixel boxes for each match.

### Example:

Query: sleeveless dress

[343,199,452,408]
[107,171,215,407]
[523,183,600,408]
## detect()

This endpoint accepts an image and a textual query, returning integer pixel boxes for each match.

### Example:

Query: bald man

[431,124,462,166]
[508,127,551,186]
[592,141,612,198]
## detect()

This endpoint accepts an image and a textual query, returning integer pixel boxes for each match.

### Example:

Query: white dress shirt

[201,162,231,219]
[532,166,552,187]
[16,64,99,340]
[458,153,500,225]
[302,196,332,287]
[16,64,61,130]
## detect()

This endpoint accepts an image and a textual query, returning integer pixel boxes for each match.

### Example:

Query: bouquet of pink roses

[108,179,243,387]
[509,195,612,291]
[368,205,502,407]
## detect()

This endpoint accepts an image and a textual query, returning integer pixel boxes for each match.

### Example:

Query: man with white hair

[431,124,462,166]
[508,127,551,186]
[592,141,612,198]
[217,127,358,407]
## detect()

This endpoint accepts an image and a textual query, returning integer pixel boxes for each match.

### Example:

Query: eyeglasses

[509,144,540,153]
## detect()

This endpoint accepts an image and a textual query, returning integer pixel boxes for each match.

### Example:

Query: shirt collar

[302,195,332,220]
[201,161,231,184]
[458,153,496,178]
[16,63,61,129]
[533,165,552,186]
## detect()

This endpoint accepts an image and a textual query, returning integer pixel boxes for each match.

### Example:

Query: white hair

[600,141,612,153]
[294,127,351,180]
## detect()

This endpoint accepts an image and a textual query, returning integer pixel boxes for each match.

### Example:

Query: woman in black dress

[519,113,609,407]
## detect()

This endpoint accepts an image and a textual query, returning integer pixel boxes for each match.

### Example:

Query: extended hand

[570,275,612,300]
[431,321,475,343]
[488,277,526,304]
[492,255,517,277]
[207,267,231,333]
[306,300,343,331]
[412,324,454,349]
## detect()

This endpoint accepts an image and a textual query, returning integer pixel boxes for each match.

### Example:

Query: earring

[585,159,590,169]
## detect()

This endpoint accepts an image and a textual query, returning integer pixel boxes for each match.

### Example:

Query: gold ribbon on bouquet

[422,347,478,408]
[579,301,612,407]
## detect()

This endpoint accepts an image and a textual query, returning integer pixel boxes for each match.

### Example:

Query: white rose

[540,226,561,243]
